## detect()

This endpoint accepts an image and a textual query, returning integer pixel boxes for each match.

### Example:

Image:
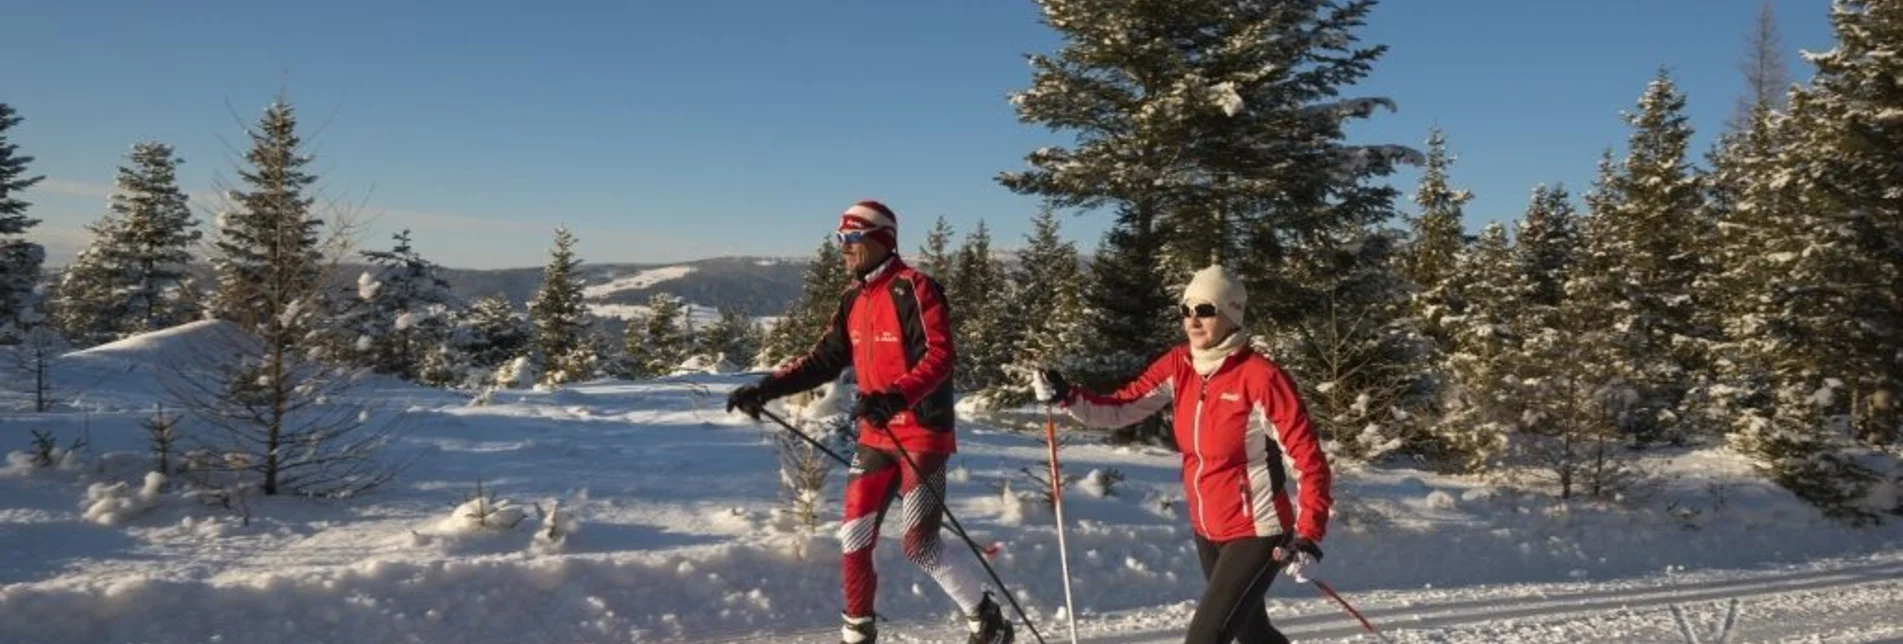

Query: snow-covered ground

[2,326,1901,643]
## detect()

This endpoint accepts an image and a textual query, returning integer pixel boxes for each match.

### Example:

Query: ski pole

[1044,406,1079,644]
[1310,577,1384,640]
[1274,545,1386,641]
[757,408,853,468]
[861,411,1051,644]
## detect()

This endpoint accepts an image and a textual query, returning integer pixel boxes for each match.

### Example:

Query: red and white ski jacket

[1061,345,1332,543]
[761,256,959,454]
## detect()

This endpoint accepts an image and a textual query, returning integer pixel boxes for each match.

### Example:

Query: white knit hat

[1182,265,1246,326]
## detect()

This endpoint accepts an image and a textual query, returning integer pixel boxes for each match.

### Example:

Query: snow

[2,324,1901,642]
[581,265,696,299]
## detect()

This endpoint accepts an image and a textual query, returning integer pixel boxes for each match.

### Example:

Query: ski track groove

[682,561,1903,643]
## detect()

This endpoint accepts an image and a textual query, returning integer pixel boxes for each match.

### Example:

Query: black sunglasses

[1179,303,1219,319]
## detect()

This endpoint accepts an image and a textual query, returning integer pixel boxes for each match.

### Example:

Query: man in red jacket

[728,200,1011,644]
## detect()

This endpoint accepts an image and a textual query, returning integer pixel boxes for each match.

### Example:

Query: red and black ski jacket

[759,256,958,454]
[1060,345,1332,543]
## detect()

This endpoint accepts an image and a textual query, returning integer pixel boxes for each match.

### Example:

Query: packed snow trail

[699,553,1903,643]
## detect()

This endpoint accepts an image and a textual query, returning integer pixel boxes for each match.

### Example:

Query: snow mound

[81,472,165,526]
[581,265,696,299]
[57,321,262,405]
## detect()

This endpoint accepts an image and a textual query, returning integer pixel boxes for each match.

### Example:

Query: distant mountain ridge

[437,256,807,317]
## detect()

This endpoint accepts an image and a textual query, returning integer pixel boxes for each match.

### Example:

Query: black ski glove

[726,383,769,421]
[1032,368,1071,405]
[1277,535,1323,562]
[853,391,907,428]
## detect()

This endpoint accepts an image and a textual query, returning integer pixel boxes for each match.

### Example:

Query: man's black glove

[726,383,769,421]
[853,391,907,428]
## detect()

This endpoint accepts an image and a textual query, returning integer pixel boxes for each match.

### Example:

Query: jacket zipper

[1191,376,1209,536]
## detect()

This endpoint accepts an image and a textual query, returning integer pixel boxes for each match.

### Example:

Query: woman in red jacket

[1033,265,1332,644]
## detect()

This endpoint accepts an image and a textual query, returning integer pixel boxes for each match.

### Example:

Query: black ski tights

[1185,534,1289,644]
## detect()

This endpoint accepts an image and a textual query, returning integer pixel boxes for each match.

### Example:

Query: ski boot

[966,592,1014,644]
[841,612,877,644]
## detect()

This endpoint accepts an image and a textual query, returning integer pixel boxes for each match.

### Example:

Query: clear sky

[5,1,1835,269]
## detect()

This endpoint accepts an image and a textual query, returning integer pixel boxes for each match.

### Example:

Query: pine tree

[0,104,46,342]
[58,142,202,346]
[949,220,1018,400]
[1402,127,1472,348]
[1567,72,1709,445]
[763,239,851,368]
[528,227,592,386]
[1514,184,1581,315]
[1435,222,1526,472]
[342,230,458,381]
[641,292,691,376]
[1014,209,1087,380]
[1780,0,1903,446]
[208,101,324,338]
[918,216,956,280]
[458,294,529,372]
[695,306,759,371]
[1076,205,1177,443]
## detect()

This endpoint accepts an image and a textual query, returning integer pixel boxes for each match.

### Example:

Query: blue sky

[6,1,1835,269]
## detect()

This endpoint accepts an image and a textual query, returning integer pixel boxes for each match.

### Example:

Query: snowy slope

[2,326,1901,643]
[582,266,697,299]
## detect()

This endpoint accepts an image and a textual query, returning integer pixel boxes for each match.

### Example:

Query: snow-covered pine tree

[207,100,325,340]
[918,216,956,281]
[0,104,46,342]
[762,239,850,369]
[458,294,529,373]
[1074,203,1176,415]
[57,143,200,346]
[1514,184,1580,318]
[694,306,757,371]
[343,230,458,381]
[1781,0,1903,447]
[527,227,593,387]
[640,292,691,376]
[948,220,1020,403]
[1002,0,1418,447]
[1566,72,1709,446]
[1435,222,1527,473]
[1401,127,1472,350]
[1013,208,1087,393]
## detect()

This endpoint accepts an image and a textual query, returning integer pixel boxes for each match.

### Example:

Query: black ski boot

[841,612,877,644]
[965,592,1014,644]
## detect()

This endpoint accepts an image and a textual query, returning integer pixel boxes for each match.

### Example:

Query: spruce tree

[641,292,691,376]
[528,227,592,386]
[1000,0,1415,373]
[57,142,201,345]
[1782,0,1903,446]
[0,104,46,341]
[1402,127,1472,348]
[949,220,1017,400]
[209,101,324,338]
[343,230,457,380]
[696,306,759,370]
[1514,184,1580,315]
[1436,222,1526,472]
[1567,72,1709,445]
[918,216,956,280]
[1014,209,1087,378]
[459,294,529,372]
[763,239,850,368]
